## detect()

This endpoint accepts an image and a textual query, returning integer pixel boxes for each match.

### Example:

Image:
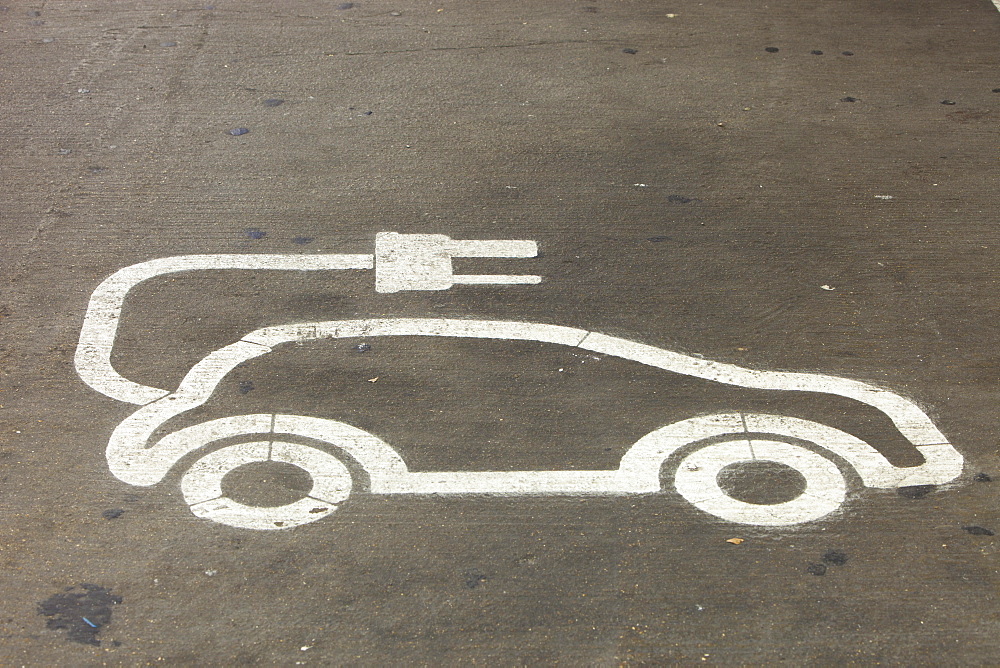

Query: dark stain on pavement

[897,484,934,499]
[38,584,121,646]
[963,526,994,536]
[974,472,992,482]
[464,569,487,589]
[101,508,125,520]
[822,550,848,566]
[806,563,827,576]
[666,195,695,204]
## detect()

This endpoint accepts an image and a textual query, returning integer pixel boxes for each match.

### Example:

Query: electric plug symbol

[374,232,542,293]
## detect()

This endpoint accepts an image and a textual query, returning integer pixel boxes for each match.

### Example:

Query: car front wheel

[673,438,848,526]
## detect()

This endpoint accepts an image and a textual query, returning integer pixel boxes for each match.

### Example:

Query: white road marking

[76,253,374,405]
[373,232,541,293]
[76,233,541,404]
[99,316,962,530]
[182,440,351,530]
[674,441,846,526]
[77,235,964,529]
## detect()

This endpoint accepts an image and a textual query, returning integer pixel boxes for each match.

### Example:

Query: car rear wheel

[181,440,353,530]
[673,438,847,526]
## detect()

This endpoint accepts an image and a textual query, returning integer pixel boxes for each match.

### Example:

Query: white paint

[77,234,541,404]
[577,331,952,450]
[182,440,352,530]
[78,236,963,529]
[674,440,846,526]
[159,410,911,528]
[373,232,541,293]
[76,253,374,405]
[243,318,587,348]
[95,316,962,529]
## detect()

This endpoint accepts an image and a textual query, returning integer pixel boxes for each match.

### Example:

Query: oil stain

[37,584,121,646]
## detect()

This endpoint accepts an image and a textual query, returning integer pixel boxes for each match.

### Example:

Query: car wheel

[673,438,847,526]
[181,440,353,530]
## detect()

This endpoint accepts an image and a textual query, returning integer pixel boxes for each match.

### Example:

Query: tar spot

[940,100,956,105]
[974,472,992,482]
[841,97,858,103]
[337,2,354,8]
[363,110,373,115]
[822,550,847,566]
[810,50,823,55]
[993,88,1000,93]
[101,509,124,520]
[622,48,638,55]
[842,51,854,56]
[38,584,121,646]
[764,47,780,53]
[244,228,266,240]
[963,526,995,536]
[582,6,598,12]
[463,569,487,588]
[667,194,693,204]
[229,127,250,136]
[646,236,670,243]
[291,236,313,245]
[263,98,284,107]
[898,485,934,499]
[238,381,255,394]
[806,563,827,576]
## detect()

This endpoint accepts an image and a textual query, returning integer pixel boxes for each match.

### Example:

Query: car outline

[92,317,963,530]
[75,235,964,530]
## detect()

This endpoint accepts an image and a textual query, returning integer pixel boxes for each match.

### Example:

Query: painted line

[77,234,542,404]
[674,440,846,526]
[242,318,954,452]
[104,318,962,502]
[76,253,374,405]
[182,440,352,530]
[577,331,950,448]
[373,232,541,293]
[242,318,587,348]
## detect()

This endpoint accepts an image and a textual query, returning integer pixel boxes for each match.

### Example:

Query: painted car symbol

[76,234,964,530]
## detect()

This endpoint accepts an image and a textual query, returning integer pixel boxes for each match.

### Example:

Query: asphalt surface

[2,0,1000,664]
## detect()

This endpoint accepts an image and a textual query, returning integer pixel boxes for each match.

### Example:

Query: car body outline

[74,237,964,530]
[92,317,963,529]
